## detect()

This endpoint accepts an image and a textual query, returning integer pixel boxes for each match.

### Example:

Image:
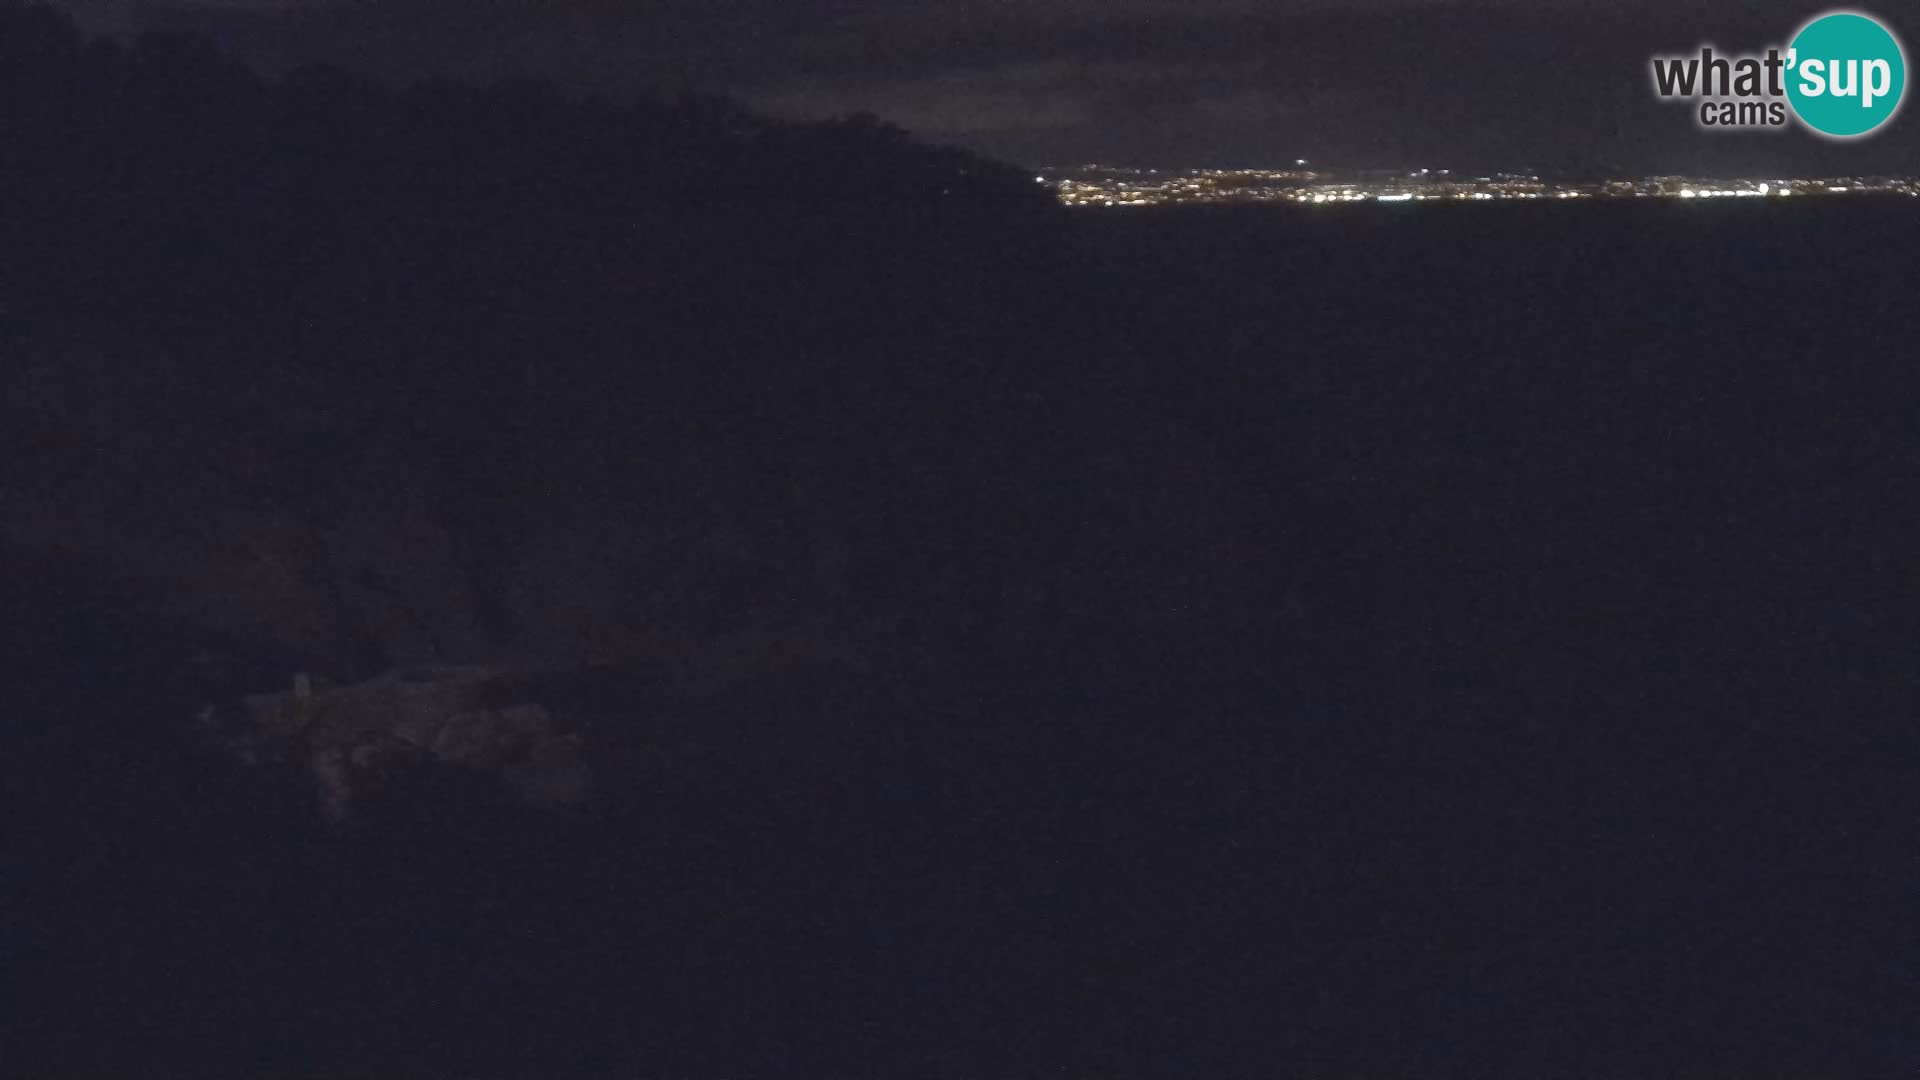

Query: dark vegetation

[5,2,1920,1074]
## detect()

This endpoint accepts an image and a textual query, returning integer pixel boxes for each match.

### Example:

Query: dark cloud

[54,0,1920,172]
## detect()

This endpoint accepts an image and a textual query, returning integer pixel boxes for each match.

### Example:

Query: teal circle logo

[1786,11,1907,138]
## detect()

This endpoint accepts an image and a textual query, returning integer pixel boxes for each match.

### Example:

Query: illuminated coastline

[1038,165,1920,208]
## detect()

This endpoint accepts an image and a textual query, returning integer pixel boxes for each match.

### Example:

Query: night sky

[54,0,1920,177]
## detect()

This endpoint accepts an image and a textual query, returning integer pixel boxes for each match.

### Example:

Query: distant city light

[1037,166,1918,209]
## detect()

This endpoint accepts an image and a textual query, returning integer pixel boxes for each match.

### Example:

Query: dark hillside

[1,7,1255,1076]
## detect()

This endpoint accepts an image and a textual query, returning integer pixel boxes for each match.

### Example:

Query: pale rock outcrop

[199,664,593,822]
